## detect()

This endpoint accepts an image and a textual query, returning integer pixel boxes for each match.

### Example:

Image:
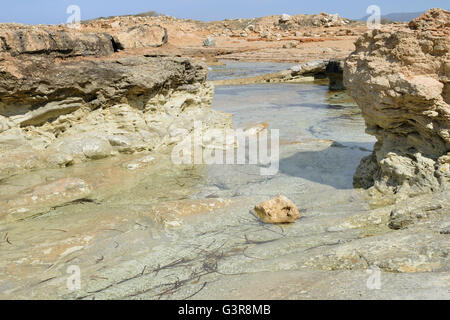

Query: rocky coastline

[0,9,448,300]
[0,27,231,181]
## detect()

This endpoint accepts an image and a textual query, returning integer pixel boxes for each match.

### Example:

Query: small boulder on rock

[113,24,168,49]
[254,195,300,224]
[279,14,291,24]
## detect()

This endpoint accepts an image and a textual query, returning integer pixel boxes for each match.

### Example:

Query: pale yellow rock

[113,24,167,49]
[344,8,450,198]
[254,195,300,224]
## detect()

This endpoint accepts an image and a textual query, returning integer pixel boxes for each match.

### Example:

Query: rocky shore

[0,9,448,300]
[0,27,231,182]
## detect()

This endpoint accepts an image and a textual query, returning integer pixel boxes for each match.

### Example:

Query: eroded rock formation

[345,9,450,199]
[0,26,230,179]
[0,24,115,57]
[112,24,168,49]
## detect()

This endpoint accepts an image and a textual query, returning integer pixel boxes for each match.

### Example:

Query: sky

[1,0,448,25]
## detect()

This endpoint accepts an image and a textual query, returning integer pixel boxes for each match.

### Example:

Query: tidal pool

[207,60,295,81]
[0,62,385,300]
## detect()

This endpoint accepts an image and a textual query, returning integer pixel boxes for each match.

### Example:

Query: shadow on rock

[279,142,374,189]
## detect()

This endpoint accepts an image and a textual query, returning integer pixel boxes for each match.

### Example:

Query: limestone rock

[344,8,450,198]
[0,25,231,178]
[254,195,300,224]
[389,203,445,230]
[11,98,84,127]
[279,14,291,24]
[113,24,168,49]
[291,60,329,76]
[409,8,450,30]
[0,25,114,57]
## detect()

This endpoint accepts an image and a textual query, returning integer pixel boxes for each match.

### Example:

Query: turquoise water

[207,60,295,81]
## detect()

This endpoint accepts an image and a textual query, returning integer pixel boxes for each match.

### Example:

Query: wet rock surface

[1,71,448,300]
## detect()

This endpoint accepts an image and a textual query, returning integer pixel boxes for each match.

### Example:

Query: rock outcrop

[0,24,115,57]
[112,24,168,49]
[345,9,450,199]
[0,26,231,179]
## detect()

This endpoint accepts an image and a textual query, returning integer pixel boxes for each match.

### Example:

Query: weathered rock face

[344,9,450,199]
[0,24,115,57]
[112,24,168,49]
[0,26,231,179]
[0,55,209,116]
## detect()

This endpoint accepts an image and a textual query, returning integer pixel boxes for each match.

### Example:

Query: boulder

[254,195,300,224]
[203,36,216,47]
[112,24,168,49]
[279,14,291,24]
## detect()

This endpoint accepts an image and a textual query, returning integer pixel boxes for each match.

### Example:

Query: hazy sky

[1,0,448,25]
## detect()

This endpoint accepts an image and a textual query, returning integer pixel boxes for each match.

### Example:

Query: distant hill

[82,11,161,23]
[360,11,424,23]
